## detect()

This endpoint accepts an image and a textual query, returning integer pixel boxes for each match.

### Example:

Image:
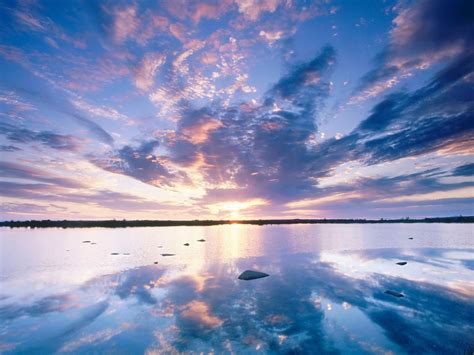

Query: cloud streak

[351,0,473,103]
[0,122,81,152]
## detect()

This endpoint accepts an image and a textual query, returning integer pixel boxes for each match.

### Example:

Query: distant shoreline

[1,216,473,228]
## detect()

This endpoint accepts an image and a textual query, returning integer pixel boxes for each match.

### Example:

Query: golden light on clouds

[180,300,223,328]
[377,187,474,203]
[286,192,362,209]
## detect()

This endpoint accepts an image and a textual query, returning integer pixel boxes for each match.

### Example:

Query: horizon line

[1,216,473,228]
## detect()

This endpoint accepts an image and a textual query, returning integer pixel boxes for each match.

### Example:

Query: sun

[208,199,268,219]
[221,202,245,218]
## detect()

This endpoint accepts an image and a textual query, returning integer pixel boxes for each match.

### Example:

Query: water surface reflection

[0,224,473,353]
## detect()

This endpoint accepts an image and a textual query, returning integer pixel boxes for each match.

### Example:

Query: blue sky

[0,0,473,220]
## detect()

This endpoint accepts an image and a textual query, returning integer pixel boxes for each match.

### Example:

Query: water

[0,224,473,354]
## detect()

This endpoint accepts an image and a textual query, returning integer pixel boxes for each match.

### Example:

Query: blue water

[0,224,473,354]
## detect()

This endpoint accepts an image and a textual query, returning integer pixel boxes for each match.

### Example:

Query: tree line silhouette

[0,216,472,228]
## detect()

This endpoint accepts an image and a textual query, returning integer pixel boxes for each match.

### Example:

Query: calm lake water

[0,224,473,354]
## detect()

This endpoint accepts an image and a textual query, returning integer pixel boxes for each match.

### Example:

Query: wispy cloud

[0,122,81,152]
[350,0,473,103]
[133,53,166,91]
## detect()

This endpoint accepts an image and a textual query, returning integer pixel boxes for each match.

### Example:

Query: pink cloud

[201,52,218,64]
[152,15,169,30]
[169,23,189,42]
[111,5,140,43]
[134,12,171,45]
[190,0,234,23]
[235,0,281,21]
[14,10,46,31]
[63,55,131,92]
[258,28,295,46]
[349,76,399,104]
[134,53,166,91]
[261,121,283,131]
[163,0,233,24]
[179,300,223,328]
[182,118,223,144]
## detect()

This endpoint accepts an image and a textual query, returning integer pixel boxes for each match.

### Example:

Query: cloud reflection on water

[1,248,473,354]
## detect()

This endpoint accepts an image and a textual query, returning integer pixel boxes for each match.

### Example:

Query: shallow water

[0,224,473,354]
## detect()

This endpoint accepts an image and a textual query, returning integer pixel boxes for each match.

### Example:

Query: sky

[0,0,473,220]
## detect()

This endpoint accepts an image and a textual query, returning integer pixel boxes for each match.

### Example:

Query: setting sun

[209,199,268,218]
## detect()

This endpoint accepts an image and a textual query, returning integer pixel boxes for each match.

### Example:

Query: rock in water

[385,290,404,298]
[238,270,269,281]
[396,261,407,265]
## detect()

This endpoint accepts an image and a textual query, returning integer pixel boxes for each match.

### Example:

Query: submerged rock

[161,253,175,257]
[385,290,404,298]
[184,243,190,246]
[122,253,130,255]
[396,261,407,266]
[238,270,269,281]
[197,239,206,242]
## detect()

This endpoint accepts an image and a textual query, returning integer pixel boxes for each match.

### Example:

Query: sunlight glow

[208,199,268,218]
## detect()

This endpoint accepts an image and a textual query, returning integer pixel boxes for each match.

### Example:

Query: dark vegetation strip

[0,216,472,228]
